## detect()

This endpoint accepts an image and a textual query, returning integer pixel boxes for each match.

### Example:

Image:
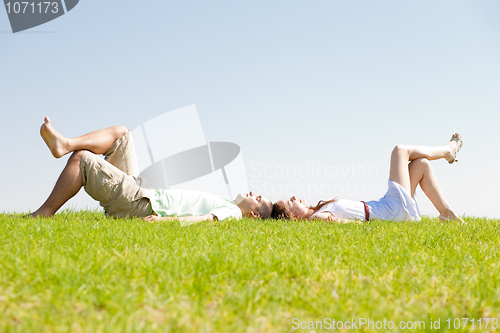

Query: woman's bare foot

[40,116,70,158]
[445,133,463,164]
[439,209,466,224]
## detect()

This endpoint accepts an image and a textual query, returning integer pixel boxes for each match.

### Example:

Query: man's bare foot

[40,116,70,158]
[23,210,52,218]
[445,133,463,164]
[23,211,40,218]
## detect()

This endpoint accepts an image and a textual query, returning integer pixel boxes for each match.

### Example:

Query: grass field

[1,212,499,332]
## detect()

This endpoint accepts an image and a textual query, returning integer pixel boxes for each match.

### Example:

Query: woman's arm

[312,212,363,224]
[143,214,215,223]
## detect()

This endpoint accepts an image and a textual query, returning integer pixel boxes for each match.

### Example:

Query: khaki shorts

[103,131,139,178]
[80,132,152,218]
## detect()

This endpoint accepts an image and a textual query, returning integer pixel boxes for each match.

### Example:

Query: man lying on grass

[26,117,273,223]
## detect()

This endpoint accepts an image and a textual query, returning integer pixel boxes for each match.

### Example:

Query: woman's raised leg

[408,158,463,222]
[389,133,462,193]
[40,116,128,158]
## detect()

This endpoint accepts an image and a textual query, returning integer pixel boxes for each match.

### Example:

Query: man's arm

[143,213,215,223]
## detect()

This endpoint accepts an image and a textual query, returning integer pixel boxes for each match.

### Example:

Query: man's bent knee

[114,126,128,138]
[69,150,85,163]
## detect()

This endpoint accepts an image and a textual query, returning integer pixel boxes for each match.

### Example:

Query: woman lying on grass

[272,134,464,223]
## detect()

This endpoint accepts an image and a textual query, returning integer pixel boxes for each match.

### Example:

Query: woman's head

[271,196,339,220]
[271,196,310,220]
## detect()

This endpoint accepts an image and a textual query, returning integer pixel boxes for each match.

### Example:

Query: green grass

[1,212,499,332]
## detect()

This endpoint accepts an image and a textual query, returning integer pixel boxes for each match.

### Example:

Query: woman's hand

[315,212,362,224]
[329,216,363,224]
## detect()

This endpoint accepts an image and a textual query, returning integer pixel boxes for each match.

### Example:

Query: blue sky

[1,0,499,218]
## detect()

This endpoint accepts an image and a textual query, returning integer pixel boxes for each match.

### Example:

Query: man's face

[235,191,272,218]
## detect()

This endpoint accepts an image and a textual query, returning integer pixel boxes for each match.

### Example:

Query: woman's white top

[310,199,366,220]
[310,179,421,221]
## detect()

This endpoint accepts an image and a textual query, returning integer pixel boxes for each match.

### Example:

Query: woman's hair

[271,198,339,220]
[309,198,339,214]
[271,201,292,220]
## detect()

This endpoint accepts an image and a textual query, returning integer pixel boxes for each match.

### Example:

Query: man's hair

[256,201,273,219]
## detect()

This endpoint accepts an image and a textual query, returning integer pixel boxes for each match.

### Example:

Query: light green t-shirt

[147,189,242,222]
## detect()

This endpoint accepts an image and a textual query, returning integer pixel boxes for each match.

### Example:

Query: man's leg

[102,130,139,177]
[40,116,128,158]
[79,151,151,218]
[27,150,151,218]
[26,150,85,218]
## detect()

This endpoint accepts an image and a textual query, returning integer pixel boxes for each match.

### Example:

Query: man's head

[234,191,272,219]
